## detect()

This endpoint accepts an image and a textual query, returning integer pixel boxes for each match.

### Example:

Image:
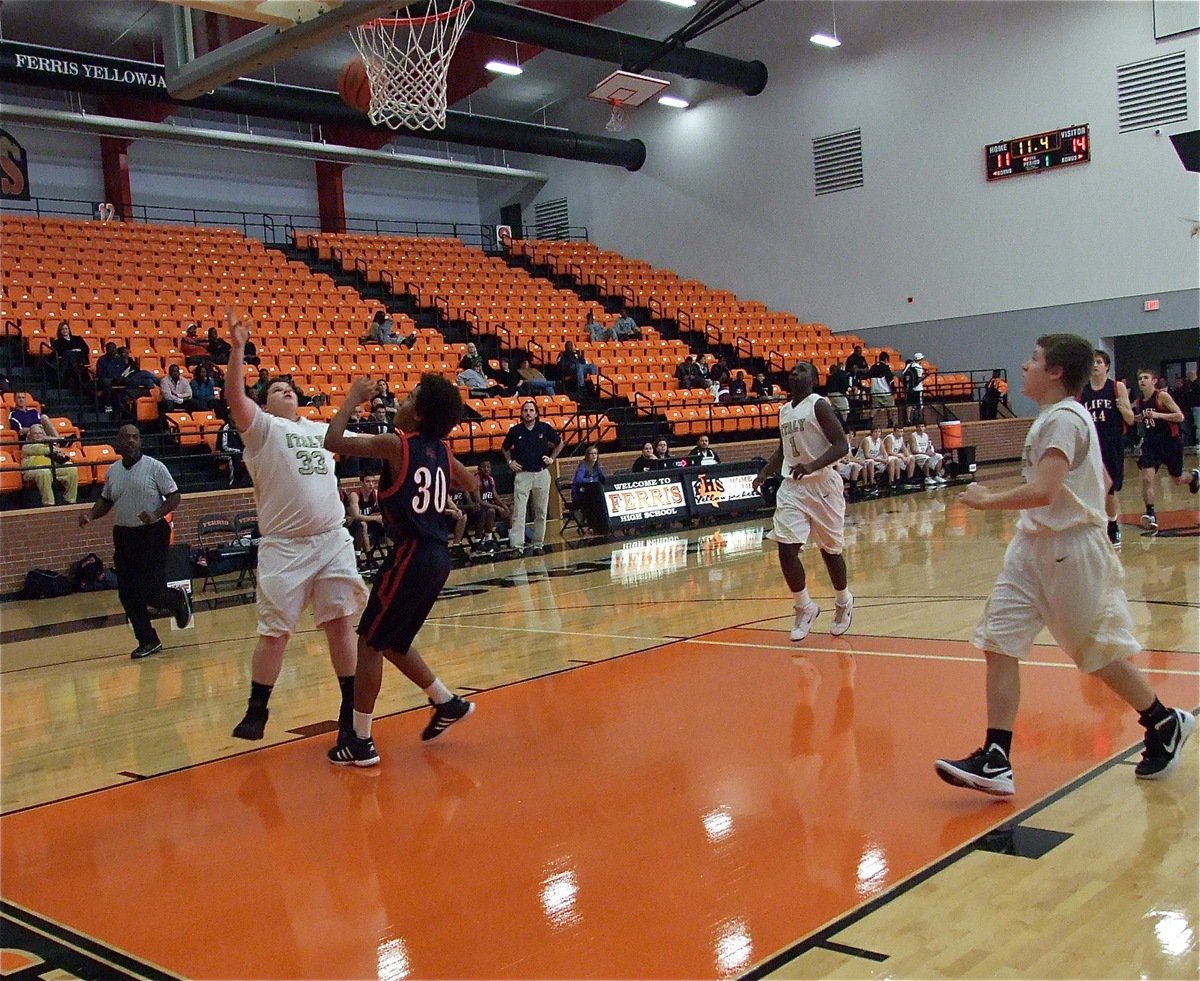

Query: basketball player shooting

[323,375,479,767]
[936,334,1195,797]
[225,311,368,744]
[752,361,854,641]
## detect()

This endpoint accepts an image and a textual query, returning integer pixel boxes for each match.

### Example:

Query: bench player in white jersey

[225,313,369,742]
[885,425,918,484]
[754,361,854,640]
[936,334,1195,797]
[908,422,947,485]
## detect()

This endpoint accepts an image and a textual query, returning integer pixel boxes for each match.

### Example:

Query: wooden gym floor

[1,461,1196,980]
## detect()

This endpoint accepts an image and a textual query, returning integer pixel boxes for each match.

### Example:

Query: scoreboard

[986,124,1090,181]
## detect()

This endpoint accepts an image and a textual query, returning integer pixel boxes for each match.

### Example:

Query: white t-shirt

[778,394,835,481]
[860,435,888,462]
[241,410,345,539]
[1015,398,1107,534]
[884,432,909,456]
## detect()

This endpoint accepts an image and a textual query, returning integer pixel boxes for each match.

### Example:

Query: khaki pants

[510,469,551,549]
[23,461,78,506]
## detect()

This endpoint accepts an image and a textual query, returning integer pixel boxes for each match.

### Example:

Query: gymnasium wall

[497,0,1198,411]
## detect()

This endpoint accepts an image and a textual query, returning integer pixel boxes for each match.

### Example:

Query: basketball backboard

[587,69,671,107]
[157,0,347,29]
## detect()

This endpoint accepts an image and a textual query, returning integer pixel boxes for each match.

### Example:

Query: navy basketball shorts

[1138,437,1183,479]
[1099,436,1125,492]
[358,539,451,653]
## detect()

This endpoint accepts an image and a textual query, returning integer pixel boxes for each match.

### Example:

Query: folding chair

[195,515,236,593]
[232,511,260,590]
[556,477,586,535]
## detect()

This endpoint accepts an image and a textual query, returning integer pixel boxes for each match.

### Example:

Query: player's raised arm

[325,377,406,467]
[224,310,258,433]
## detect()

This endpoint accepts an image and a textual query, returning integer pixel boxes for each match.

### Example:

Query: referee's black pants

[113,520,185,647]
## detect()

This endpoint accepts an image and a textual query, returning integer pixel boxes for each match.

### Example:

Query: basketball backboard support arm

[163,0,406,101]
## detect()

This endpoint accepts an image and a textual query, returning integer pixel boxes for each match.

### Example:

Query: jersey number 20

[412,466,447,514]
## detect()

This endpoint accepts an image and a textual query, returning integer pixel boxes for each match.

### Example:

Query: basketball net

[351,1,474,132]
[605,98,628,133]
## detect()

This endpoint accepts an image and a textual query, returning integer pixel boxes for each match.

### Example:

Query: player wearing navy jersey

[323,375,479,766]
[1133,368,1198,530]
[1079,351,1134,545]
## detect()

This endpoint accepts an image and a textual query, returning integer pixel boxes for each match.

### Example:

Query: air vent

[534,197,570,239]
[812,128,863,196]
[1117,50,1188,133]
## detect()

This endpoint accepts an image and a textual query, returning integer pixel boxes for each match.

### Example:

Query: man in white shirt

[225,312,368,743]
[753,361,854,641]
[159,364,194,415]
[936,334,1195,797]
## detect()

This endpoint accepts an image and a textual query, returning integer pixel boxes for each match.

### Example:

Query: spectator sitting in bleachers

[20,423,78,506]
[729,371,748,402]
[885,425,919,485]
[557,341,598,393]
[909,422,947,485]
[572,444,608,501]
[457,365,493,395]
[654,438,674,467]
[631,441,658,473]
[613,312,641,341]
[515,354,556,396]
[8,392,58,440]
[586,312,616,342]
[191,364,219,413]
[459,342,485,373]
[366,310,416,348]
[251,367,271,403]
[181,323,209,366]
[709,356,731,386]
[374,380,397,419]
[94,343,130,414]
[752,372,777,399]
[675,355,704,389]
[206,326,233,367]
[51,321,90,390]
[159,364,195,416]
[688,433,721,466]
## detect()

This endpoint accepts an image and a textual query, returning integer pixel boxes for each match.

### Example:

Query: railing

[621,284,637,309]
[733,335,755,362]
[676,309,694,336]
[702,321,722,350]
[631,391,657,418]
[647,297,666,323]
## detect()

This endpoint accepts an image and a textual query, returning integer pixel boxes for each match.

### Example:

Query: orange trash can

[939,420,963,450]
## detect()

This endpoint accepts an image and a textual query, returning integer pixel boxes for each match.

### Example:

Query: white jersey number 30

[412,466,448,514]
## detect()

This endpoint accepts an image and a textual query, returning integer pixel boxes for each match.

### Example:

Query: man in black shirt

[845,346,869,380]
[502,400,562,555]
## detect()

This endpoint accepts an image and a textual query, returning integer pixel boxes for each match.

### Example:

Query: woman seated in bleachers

[51,321,90,390]
[20,424,78,506]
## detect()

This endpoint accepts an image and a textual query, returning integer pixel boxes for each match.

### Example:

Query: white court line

[435,621,670,644]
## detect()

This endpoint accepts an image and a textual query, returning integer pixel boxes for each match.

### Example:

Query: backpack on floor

[72,552,108,592]
[20,569,73,599]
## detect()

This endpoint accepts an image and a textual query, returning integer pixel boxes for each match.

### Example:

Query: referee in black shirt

[502,400,561,555]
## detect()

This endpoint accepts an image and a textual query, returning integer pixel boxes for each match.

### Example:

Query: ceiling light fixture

[485,60,523,76]
[810,1,841,48]
[658,95,689,109]
[658,0,697,8]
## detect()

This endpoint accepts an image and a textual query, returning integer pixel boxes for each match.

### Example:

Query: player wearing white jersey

[908,422,947,485]
[754,362,854,641]
[225,312,368,742]
[936,335,1195,797]
[885,426,918,484]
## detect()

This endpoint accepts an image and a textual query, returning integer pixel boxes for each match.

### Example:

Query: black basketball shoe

[1135,709,1196,780]
[1189,468,1199,495]
[232,706,269,741]
[130,641,164,660]
[173,587,193,630]
[934,743,1014,796]
[327,735,380,767]
[420,696,475,741]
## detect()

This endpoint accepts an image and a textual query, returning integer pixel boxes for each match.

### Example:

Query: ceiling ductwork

[468,0,767,96]
[0,41,647,170]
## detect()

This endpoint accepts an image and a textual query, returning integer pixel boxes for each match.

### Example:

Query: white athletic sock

[353,710,372,740]
[793,588,812,610]
[425,679,453,705]
[835,588,852,605]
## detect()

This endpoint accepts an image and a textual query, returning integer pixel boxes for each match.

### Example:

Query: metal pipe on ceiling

[468,0,767,96]
[0,41,647,171]
[0,105,549,186]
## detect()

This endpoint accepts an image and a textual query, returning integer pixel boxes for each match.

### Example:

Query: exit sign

[1143,299,1160,311]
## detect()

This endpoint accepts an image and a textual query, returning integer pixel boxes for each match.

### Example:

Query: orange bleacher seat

[0,450,25,495]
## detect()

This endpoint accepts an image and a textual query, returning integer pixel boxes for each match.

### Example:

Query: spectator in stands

[729,371,748,401]
[20,423,78,506]
[181,324,209,366]
[557,341,598,393]
[346,473,386,557]
[654,438,674,466]
[688,434,721,465]
[457,364,493,394]
[51,321,90,389]
[885,424,919,484]
[845,345,869,381]
[752,372,777,399]
[374,380,397,417]
[240,333,260,368]
[676,355,704,389]
[366,310,417,348]
[515,354,556,396]
[502,399,562,555]
[217,419,245,483]
[868,352,896,427]
[981,369,1008,420]
[586,312,616,342]
[251,368,272,403]
[826,362,851,427]
[206,326,233,367]
[95,342,129,414]
[159,364,195,416]
[571,445,608,520]
[909,421,947,485]
[475,459,510,549]
[631,441,658,473]
[460,342,485,373]
[120,363,161,420]
[366,399,391,434]
[190,364,218,413]
[8,392,58,440]
[902,353,926,424]
[613,312,641,341]
[710,356,731,386]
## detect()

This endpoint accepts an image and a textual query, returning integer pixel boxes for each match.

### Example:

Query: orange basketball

[338,59,372,113]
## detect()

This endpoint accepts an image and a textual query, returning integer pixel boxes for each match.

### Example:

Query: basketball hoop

[96,202,116,224]
[605,98,628,133]
[350,1,474,132]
